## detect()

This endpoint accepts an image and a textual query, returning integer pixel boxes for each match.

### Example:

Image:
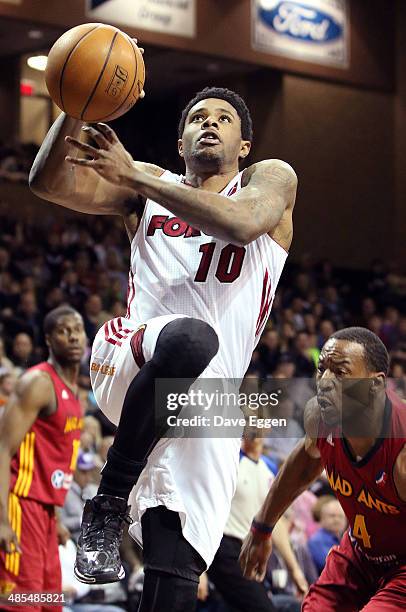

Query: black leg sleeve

[137,570,199,612]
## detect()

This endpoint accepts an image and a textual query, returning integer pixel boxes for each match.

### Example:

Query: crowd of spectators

[1,183,406,610]
[0,141,39,184]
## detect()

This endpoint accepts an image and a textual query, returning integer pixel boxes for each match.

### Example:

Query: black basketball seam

[95,37,139,122]
[80,31,118,121]
[59,24,101,113]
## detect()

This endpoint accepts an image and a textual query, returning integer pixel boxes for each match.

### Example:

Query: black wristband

[251,519,274,535]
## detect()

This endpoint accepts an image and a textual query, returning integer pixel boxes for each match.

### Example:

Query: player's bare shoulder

[14,368,56,411]
[238,159,297,250]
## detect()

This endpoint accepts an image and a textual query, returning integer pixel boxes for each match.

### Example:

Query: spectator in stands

[10,332,37,374]
[204,436,307,612]
[60,269,89,311]
[263,398,304,462]
[43,233,65,281]
[0,370,15,417]
[60,451,98,544]
[273,356,296,380]
[317,320,335,350]
[8,290,42,344]
[0,337,14,373]
[258,330,281,377]
[307,496,347,574]
[43,286,67,314]
[82,415,103,453]
[321,286,343,328]
[82,294,104,343]
[290,332,316,377]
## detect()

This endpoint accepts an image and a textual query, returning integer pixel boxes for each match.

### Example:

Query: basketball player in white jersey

[29,87,297,611]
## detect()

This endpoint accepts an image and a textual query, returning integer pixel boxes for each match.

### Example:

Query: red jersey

[317,390,406,564]
[10,363,83,506]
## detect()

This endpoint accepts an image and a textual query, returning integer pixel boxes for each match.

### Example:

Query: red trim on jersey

[104,318,133,346]
[104,322,120,346]
[126,270,136,319]
[130,327,146,369]
[227,182,238,196]
[256,269,273,336]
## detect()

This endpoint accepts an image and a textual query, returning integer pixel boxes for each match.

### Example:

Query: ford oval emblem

[258,1,342,43]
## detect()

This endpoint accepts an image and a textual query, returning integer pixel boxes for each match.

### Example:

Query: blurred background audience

[1,179,405,612]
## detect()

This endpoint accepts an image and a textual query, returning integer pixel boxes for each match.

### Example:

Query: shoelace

[84,511,132,550]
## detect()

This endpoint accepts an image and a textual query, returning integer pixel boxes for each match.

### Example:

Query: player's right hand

[239,531,273,582]
[0,521,20,554]
[132,38,145,98]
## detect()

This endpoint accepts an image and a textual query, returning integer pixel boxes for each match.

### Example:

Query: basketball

[45,23,145,122]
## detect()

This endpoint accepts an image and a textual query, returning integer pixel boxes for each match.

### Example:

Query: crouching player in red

[0,306,86,611]
[240,327,406,611]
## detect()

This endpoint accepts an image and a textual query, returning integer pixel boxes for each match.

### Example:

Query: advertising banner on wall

[252,0,349,68]
[87,0,196,38]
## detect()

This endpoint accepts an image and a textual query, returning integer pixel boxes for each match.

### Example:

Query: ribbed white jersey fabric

[126,170,288,566]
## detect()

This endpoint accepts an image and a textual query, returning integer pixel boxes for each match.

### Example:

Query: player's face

[178,98,251,171]
[47,314,87,365]
[316,339,373,427]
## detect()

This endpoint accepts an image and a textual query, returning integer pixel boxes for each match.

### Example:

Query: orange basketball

[45,23,145,122]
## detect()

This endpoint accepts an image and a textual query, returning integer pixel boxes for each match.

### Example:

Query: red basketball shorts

[0,493,62,612]
[302,530,406,611]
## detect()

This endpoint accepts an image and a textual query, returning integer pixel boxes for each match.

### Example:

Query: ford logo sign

[258,1,342,43]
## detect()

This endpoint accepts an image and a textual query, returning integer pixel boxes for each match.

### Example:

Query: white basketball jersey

[127,170,288,379]
[127,169,288,567]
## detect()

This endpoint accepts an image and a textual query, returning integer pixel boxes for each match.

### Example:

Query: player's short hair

[330,327,389,375]
[43,305,80,335]
[178,87,253,141]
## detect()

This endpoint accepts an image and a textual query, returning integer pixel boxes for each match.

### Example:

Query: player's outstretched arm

[29,114,162,224]
[0,371,54,553]
[64,127,296,246]
[130,158,297,247]
[239,400,322,581]
[122,158,297,247]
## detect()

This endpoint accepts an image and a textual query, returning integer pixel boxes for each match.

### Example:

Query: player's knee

[152,317,219,378]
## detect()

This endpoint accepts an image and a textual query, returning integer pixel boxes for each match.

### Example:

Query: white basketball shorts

[90,314,186,426]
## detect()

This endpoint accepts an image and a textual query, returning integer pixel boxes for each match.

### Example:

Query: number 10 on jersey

[195,243,246,283]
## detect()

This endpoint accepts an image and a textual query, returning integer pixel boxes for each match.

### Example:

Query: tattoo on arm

[233,160,297,240]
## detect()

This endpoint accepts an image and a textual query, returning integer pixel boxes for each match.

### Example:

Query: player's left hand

[65,123,137,186]
[239,531,273,582]
[56,521,71,546]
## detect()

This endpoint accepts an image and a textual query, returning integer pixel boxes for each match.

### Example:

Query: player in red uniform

[0,306,87,611]
[240,327,406,611]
